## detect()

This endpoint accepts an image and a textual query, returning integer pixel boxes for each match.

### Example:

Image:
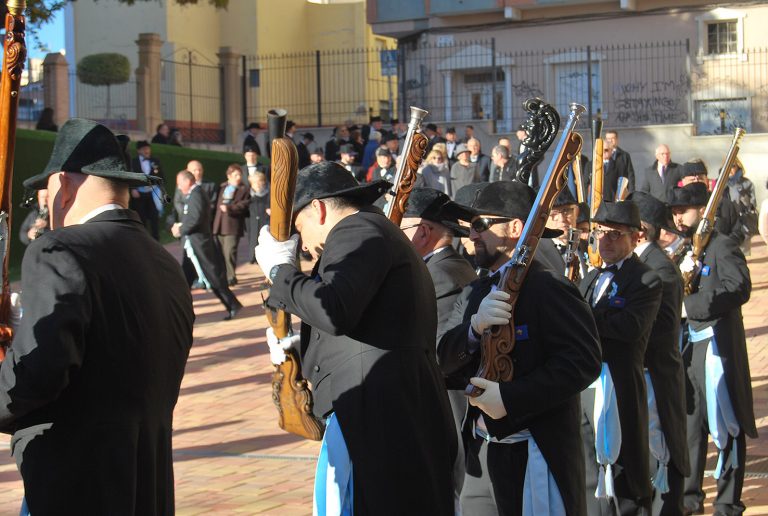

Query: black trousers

[683,338,746,515]
[651,459,685,516]
[446,389,466,511]
[211,286,240,313]
[486,440,529,516]
[461,436,499,516]
[130,191,159,240]
[581,389,652,516]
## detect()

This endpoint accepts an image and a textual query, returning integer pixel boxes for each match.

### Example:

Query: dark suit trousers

[651,458,684,515]
[130,192,159,240]
[683,337,746,515]
[211,285,239,313]
[181,254,198,286]
[216,234,240,282]
[447,389,467,508]
[487,440,529,516]
[581,388,652,516]
[461,436,499,516]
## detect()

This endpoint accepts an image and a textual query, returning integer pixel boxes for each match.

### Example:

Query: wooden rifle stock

[467,101,585,397]
[564,228,581,283]
[573,153,586,204]
[385,106,428,225]
[0,0,26,358]
[265,109,324,441]
[682,127,745,295]
[587,117,603,269]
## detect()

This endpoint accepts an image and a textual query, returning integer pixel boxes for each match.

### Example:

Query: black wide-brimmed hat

[404,188,472,237]
[592,200,642,230]
[24,118,157,190]
[668,182,708,208]
[339,144,357,155]
[553,187,578,207]
[454,182,488,209]
[470,180,561,238]
[247,122,261,130]
[681,160,707,178]
[626,191,685,236]
[293,162,390,214]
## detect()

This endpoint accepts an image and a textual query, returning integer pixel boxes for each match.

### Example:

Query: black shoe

[223,302,243,321]
[228,278,238,286]
[190,280,205,290]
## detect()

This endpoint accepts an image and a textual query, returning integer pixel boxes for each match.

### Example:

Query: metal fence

[71,73,137,132]
[19,80,44,122]
[244,45,398,127]
[161,55,224,143]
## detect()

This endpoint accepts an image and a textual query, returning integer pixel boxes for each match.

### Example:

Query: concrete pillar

[42,53,69,128]
[503,65,513,132]
[135,33,163,136]
[442,71,452,122]
[218,47,243,146]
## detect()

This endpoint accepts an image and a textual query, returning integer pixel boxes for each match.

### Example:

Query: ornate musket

[385,106,428,225]
[682,127,746,296]
[467,101,585,397]
[573,152,586,204]
[0,0,26,359]
[265,109,324,441]
[587,117,604,268]
[564,227,581,283]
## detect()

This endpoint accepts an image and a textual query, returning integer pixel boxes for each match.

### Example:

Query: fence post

[241,55,247,130]
[398,46,407,121]
[315,50,322,127]
[218,47,243,146]
[135,33,163,136]
[42,53,69,129]
[586,45,593,128]
[491,37,497,133]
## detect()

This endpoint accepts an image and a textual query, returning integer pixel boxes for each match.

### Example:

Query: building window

[694,98,749,135]
[707,20,738,55]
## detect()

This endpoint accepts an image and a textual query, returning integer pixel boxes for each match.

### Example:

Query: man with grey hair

[635,144,681,201]
[489,145,514,182]
[467,137,491,182]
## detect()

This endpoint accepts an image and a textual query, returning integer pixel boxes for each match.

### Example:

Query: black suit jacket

[179,186,227,289]
[296,141,311,170]
[473,154,492,182]
[0,209,193,514]
[638,242,690,476]
[439,260,602,516]
[426,246,477,339]
[603,147,635,201]
[635,161,681,201]
[131,155,164,187]
[580,254,662,499]
[268,207,456,515]
[684,231,755,437]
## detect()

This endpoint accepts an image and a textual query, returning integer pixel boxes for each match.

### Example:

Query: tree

[77,53,130,120]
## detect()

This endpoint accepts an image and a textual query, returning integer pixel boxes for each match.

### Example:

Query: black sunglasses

[470,216,513,233]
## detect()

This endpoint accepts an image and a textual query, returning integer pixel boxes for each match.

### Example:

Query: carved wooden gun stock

[385,106,428,226]
[467,101,585,397]
[682,127,745,295]
[587,117,604,269]
[265,109,324,441]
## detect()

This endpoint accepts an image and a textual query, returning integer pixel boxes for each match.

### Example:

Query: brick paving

[0,237,766,514]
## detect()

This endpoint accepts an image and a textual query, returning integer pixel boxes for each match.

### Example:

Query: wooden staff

[0,0,26,358]
[265,109,324,441]
[385,106,428,226]
[587,117,604,268]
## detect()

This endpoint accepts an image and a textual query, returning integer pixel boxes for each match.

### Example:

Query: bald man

[635,144,682,201]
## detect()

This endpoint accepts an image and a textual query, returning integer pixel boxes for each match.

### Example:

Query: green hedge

[9,128,255,280]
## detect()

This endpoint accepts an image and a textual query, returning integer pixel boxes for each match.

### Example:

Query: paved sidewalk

[0,237,767,514]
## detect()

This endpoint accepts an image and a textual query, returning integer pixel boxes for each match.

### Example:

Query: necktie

[659,165,666,180]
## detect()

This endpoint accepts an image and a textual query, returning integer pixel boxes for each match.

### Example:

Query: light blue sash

[593,362,621,498]
[183,239,211,289]
[704,336,740,479]
[645,370,670,493]
[522,434,566,516]
[314,413,353,516]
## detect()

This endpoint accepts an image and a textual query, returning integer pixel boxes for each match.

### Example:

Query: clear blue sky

[28,11,65,60]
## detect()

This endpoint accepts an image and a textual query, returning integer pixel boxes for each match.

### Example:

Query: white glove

[255,225,299,281]
[468,377,507,419]
[9,292,21,333]
[679,251,701,275]
[470,289,512,335]
[266,326,301,365]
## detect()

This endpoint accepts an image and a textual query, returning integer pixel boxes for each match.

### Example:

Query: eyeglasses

[470,217,513,234]
[591,228,634,241]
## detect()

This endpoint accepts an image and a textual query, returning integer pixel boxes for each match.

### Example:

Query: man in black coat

[173,170,243,320]
[129,140,163,239]
[678,160,739,238]
[669,183,755,515]
[467,138,492,183]
[579,201,662,515]
[255,162,456,515]
[2,119,194,514]
[297,132,313,170]
[602,130,636,201]
[242,122,263,155]
[438,180,602,516]
[400,188,477,510]
[627,191,690,514]
[634,144,682,201]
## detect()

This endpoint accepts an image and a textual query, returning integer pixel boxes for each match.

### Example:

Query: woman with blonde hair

[418,148,451,196]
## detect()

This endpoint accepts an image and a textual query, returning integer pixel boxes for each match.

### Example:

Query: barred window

[707,20,738,55]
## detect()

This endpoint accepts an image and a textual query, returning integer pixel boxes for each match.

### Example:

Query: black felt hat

[293,162,390,214]
[339,144,357,155]
[592,201,642,230]
[471,180,561,238]
[404,188,473,237]
[369,115,382,123]
[24,118,158,190]
[553,187,578,207]
[668,183,708,208]
[302,132,314,141]
[247,122,261,130]
[626,191,685,236]
[681,160,707,178]
[454,182,489,209]
[425,123,438,132]
[576,202,590,225]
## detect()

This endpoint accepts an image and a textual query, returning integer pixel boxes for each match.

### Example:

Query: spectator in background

[169,128,183,147]
[445,127,459,166]
[362,130,383,171]
[634,144,681,201]
[759,179,768,246]
[464,125,475,142]
[285,120,296,142]
[383,133,400,161]
[367,148,396,183]
[419,149,451,196]
[19,189,49,245]
[363,115,384,144]
[602,129,635,201]
[130,140,163,239]
[489,145,515,182]
[349,125,365,163]
[310,148,324,164]
[35,107,57,132]
[449,143,477,195]
[424,123,446,155]
[297,132,314,170]
[325,124,349,162]
[213,164,251,286]
[151,123,170,145]
[466,137,491,183]
[488,136,514,181]
[338,143,363,182]
[727,159,758,255]
[241,145,266,183]
[246,170,270,265]
[242,122,263,155]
